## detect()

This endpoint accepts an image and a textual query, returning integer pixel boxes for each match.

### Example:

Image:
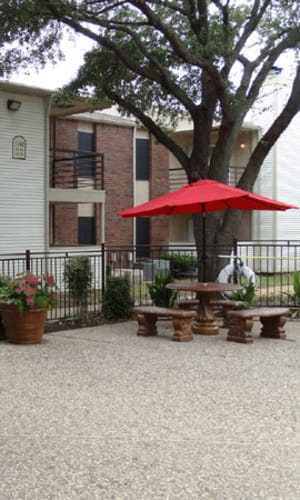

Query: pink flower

[45,275,54,286]
[5,272,57,313]
[27,275,39,285]
[23,285,34,296]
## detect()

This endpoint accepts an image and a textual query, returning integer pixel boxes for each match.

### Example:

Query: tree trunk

[193,209,244,281]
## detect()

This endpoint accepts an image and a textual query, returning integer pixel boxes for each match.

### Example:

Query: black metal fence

[0,241,300,321]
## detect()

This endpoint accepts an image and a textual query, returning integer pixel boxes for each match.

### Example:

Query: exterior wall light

[7,99,22,111]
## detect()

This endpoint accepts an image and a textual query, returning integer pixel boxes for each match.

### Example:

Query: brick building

[49,110,170,251]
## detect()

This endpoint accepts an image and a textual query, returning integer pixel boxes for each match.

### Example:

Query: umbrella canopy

[119,179,297,217]
[119,179,297,280]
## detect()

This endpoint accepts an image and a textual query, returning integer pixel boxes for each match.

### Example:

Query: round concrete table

[167,282,241,335]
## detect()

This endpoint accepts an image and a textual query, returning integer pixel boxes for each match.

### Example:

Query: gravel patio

[0,318,299,499]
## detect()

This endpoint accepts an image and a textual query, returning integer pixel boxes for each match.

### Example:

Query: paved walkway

[0,319,299,499]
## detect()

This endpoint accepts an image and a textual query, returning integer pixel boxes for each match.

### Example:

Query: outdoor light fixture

[7,99,22,111]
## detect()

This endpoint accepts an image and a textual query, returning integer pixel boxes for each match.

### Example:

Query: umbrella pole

[201,205,207,282]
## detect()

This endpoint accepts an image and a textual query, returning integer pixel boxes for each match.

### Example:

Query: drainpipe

[133,125,137,248]
[100,198,105,244]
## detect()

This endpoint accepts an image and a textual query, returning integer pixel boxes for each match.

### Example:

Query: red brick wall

[52,203,78,246]
[52,119,78,150]
[51,119,78,245]
[96,123,134,246]
[50,117,170,247]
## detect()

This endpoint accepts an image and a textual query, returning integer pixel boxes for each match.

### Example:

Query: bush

[64,256,92,319]
[231,280,258,309]
[161,253,197,276]
[147,272,178,307]
[293,272,300,306]
[0,275,10,288]
[102,276,134,320]
[0,275,10,300]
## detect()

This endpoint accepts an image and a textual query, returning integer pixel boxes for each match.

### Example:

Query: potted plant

[0,273,57,344]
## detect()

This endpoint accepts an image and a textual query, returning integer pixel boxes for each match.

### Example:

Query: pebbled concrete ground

[0,319,299,499]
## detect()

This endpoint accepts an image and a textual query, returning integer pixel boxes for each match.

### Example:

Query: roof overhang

[0,79,52,98]
[0,80,110,116]
[173,118,260,135]
[50,97,110,117]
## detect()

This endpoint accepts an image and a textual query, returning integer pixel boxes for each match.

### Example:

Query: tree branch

[130,0,233,121]
[45,7,198,114]
[233,0,272,56]
[246,27,300,104]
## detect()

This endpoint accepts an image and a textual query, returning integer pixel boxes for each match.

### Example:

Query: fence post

[25,249,31,273]
[101,243,106,294]
[233,239,238,284]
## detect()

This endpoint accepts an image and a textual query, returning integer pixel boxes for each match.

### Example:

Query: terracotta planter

[0,302,46,344]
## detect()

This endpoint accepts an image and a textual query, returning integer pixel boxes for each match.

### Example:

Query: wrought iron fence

[0,241,300,321]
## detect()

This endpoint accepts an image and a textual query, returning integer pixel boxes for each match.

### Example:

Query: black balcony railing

[169,165,245,189]
[50,148,104,190]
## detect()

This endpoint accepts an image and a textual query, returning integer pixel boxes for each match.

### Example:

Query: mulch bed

[1,312,133,338]
[44,314,131,333]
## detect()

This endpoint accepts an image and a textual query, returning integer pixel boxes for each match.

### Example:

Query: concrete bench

[211,299,244,328]
[226,307,291,344]
[133,306,197,342]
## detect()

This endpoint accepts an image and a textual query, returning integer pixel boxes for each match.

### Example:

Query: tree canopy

[1,0,300,259]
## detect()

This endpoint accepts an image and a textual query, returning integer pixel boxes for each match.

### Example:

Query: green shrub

[293,272,300,306]
[231,280,258,309]
[161,253,197,276]
[147,272,178,307]
[0,275,10,300]
[284,272,300,317]
[102,276,134,320]
[64,256,92,319]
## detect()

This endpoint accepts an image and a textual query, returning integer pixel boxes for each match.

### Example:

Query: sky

[10,36,94,91]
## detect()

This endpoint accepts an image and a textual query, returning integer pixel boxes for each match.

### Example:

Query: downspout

[100,153,105,245]
[95,123,105,245]
[133,125,137,248]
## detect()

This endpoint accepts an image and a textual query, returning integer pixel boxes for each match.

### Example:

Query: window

[136,217,150,257]
[77,131,95,178]
[136,139,150,180]
[78,216,96,245]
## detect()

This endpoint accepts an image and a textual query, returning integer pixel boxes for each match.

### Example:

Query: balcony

[49,148,105,204]
[169,165,245,191]
[50,148,104,190]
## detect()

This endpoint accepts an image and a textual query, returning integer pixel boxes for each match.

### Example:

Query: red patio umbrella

[119,179,297,279]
